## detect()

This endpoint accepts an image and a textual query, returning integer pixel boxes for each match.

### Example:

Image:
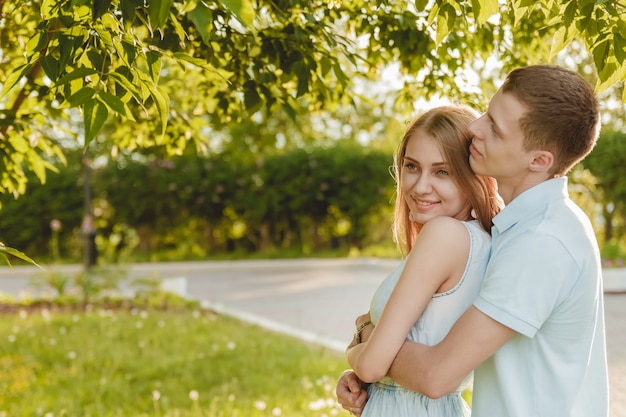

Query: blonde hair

[392,105,502,256]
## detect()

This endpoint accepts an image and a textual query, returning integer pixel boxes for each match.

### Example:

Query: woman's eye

[436,169,449,176]
[404,162,417,170]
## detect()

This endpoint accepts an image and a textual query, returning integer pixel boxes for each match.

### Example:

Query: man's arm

[388,305,516,398]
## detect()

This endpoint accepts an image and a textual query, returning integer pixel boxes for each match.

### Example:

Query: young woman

[345,105,502,417]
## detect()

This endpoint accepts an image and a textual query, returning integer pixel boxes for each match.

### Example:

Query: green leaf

[427,2,440,26]
[148,0,174,29]
[40,55,60,81]
[169,11,187,42]
[615,33,626,64]
[84,99,109,145]
[243,80,262,111]
[0,244,41,267]
[562,1,577,27]
[415,0,429,12]
[149,86,169,138]
[188,2,213,45]
[282,103,296,121]
[578,0,595,16]
[68,86,96,107]
[98,90,134,120]
[93,0,112,20]
[109,70,143,102]
[146,50,162,82]
[549,24,581,60]
[25,32,48,58]
[593,38,610,72]
[40,0,56,19]
[172,52,234,80]
[120,0,140,26]
[56,67,98,85]
[596,61,626,94]
[514,0,534,7]
[473,0,498,25]
[512,4,528,25]
[435,4,455,45]
[220,0,255,28]
[0,63,34,99]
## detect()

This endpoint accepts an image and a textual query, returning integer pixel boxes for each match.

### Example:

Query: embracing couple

[336,65,609,417]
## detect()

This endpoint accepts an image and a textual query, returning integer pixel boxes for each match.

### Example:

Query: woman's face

[401,131,468,225]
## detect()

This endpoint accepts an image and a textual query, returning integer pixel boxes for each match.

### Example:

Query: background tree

[1,0,625,197]
[582,130,626,246]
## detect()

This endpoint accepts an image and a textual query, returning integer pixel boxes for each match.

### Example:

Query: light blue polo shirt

[472,177,609,417]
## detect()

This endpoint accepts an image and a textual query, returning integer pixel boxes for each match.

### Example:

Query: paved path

[0,259,624,416]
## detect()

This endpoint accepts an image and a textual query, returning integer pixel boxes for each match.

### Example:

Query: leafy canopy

[0,0,625,198]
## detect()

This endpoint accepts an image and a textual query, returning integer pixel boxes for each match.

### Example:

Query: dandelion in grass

[189,390,200,415]
[226,341,236,350]
[136,321,143,329]
[152,390,161,417]
[158,320,165,328]
[72,314,79,322]
[253,400,267,410]
[67,351,76,360]
[19,310,27,319]
[228,394,235,402]
[301,377,313,390]
[271,407,282,416]
[49,338,56,346]
[41,308,52,323]
[308,398,333,411]
[8,334,16,343]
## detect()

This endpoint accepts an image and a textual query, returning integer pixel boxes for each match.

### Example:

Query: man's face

[467,89,533,186]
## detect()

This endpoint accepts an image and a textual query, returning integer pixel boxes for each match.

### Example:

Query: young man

[337,65,609,417]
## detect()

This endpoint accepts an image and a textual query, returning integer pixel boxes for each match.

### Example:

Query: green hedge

[0,145,395,261]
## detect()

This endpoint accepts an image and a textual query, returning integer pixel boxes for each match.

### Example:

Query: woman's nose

[412,173,432,194]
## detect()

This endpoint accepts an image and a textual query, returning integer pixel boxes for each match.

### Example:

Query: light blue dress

[363,220,492,417]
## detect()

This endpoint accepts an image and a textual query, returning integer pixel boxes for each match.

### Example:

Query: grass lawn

[0,306,348,416]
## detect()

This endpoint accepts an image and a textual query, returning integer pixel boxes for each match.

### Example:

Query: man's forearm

[387,339,463,399]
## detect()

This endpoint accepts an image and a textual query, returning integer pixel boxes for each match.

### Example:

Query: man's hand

[335,369,369,416]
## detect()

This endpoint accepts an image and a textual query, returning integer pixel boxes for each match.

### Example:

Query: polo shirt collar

[492,177,569,234]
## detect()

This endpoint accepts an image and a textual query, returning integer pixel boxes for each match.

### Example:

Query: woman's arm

[346,217,471,382]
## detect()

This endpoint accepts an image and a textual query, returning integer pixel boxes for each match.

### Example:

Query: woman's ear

[529,150,554,173]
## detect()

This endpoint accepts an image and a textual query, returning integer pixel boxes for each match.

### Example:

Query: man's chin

[469,155,485,174]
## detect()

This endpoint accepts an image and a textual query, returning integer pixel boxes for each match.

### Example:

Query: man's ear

[529,150,554,173]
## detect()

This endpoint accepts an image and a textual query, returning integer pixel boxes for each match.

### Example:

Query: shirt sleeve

[473,231,579,338]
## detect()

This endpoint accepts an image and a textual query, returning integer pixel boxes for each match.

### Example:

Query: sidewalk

[0,259,624,415]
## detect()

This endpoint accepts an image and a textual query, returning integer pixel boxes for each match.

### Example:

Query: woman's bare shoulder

[416,217,471,251]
